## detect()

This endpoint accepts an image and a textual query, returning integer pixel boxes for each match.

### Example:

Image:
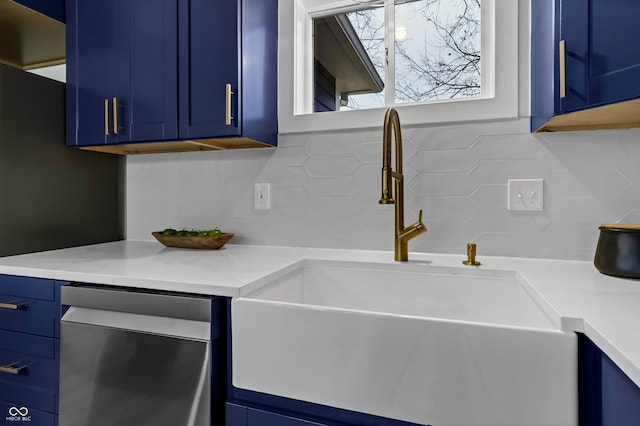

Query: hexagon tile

[126,118,640,261]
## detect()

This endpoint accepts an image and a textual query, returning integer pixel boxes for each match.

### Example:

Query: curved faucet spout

[379,108,402,205]
[379,108,427,261]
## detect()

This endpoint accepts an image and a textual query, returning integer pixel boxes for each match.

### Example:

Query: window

[279,0,520,133]
[315,0,482,113]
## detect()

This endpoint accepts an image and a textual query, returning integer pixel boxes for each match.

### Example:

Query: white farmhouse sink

[232,260,577,426]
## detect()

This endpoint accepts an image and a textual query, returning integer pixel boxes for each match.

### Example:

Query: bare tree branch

[395,0,481,102]
[342,0,481,108]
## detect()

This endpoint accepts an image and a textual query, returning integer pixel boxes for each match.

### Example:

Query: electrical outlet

[508,179,544,211]
[254,183,271,210]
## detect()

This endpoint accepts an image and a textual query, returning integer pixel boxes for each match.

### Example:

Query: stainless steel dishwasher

[59,284,224,426]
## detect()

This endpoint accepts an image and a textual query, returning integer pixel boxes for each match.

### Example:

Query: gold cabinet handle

[0,301,26,310]
[559,40,566,98]
[105,98,110,136]
[0,364,25,375]
[113,97,119,135]
[225,83,234,126]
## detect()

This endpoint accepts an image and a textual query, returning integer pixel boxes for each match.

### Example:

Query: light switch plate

[254,183,271,210]
[508,179,544,211]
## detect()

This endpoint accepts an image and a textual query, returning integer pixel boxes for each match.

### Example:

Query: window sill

[278,95,519,134]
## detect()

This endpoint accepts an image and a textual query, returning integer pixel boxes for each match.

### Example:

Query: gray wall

[0,64,123,257]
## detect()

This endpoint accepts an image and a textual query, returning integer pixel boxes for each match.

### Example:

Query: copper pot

[594,224,640,279]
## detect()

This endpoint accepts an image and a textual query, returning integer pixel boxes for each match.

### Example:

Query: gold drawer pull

[113,97,119,135]
[0,364,25,375]
[0,301,26,310]
[225,83,234,126]
[105,98,110,136]
[559,40,566,98]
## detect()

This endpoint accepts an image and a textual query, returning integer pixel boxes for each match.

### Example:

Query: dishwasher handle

[61,307,211,341]
[61,285,212,322]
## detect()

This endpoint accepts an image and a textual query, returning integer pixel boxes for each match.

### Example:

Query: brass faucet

[379,108,427,261]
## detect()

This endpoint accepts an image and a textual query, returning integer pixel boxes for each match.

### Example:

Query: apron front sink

[232,259,577,425]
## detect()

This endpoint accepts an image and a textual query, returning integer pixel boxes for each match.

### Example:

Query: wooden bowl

[151,231,234,249]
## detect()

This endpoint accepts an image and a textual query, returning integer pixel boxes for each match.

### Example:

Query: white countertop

[1,240,639,388]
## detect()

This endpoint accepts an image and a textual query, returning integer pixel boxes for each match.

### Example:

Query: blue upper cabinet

[66,0,178,148]
[560,0,640,112]
[120,0,179,144]
[66,0,277,154]
[178,0,278,146]
[178,0,240,140]
[531,0,640,132]
[66,0,119,147]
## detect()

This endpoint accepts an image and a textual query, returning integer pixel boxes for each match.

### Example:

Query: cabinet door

[117,0,178,143]
[67,0,178,147]
[560,0,640,113]
[588,0,640,106]
[578,333,640,425]
[0,276,65,337]
[66,0,120,147]
[578,333,603,425]
[601,354,640,425]
[178,0,241,140]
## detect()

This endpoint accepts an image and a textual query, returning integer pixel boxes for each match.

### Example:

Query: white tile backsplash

[126,117,640,260]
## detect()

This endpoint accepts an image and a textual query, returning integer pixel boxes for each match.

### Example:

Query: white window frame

[278,0,519,134]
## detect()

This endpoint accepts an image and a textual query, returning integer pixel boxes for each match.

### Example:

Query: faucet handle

[417,209,426,228]
[415,209,427,233]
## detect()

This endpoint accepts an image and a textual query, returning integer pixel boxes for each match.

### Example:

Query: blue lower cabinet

[0,345,58,390]
[248,407,328,426]
[0,330,57,360]
[226,403,327,426]
[0,275,63,422]
[0,276,58,301]
[0,308,59,338]
[225,400,428,426]
[0,381,57,414]
[601,354,640,425]
[226,402,248,426]
[0,276,68,338]
[579,333,640,425]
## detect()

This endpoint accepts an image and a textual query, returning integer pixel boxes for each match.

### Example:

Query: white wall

[27,64,66,83]
[126,122,640,260]
[125,0,640,261]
